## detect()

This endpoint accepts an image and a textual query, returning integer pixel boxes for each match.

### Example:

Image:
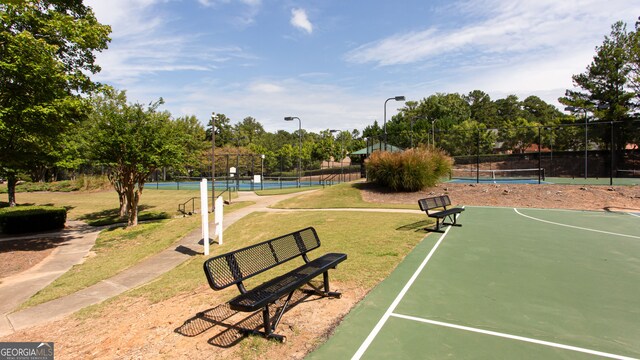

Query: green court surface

[308,207,640,360]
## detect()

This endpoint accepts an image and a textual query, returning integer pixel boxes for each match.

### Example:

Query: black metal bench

[203,227,347,342]
[418,195,464,232]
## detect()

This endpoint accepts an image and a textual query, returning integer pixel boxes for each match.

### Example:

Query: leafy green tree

[174,115,207,177]
[234,116,265,146]
[206,113,233,147]
[560,21,635,153]
[439,120,495,156]
[86,89,190,227]
[521,96,562,126]
[495,95,524,126]
[465,90,498,127]
[498,117,539,154]
[0,0,110,206]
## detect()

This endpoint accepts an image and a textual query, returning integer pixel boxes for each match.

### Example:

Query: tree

[495,95,524,126]
[206,113,233,147]
[439,120,495,156]
[498,117,539,154]
[86,89,191,227]
[0,0,111,206]
[464,90,498,127]
[627,17,640,112]
[560,21,635,153]
[234,116,265,146]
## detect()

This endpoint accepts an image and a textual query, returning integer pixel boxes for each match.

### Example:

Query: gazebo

[351,141,404,178]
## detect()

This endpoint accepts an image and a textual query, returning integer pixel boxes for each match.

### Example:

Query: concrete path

[0,190,319,336]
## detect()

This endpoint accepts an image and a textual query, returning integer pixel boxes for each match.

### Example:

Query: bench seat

[203,227,346,342]
[418,195,464,232]
[230,252,347,312]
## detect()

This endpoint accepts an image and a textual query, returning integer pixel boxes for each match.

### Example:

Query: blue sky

[85,0,640,133]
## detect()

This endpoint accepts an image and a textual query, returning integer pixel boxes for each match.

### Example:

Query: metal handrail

[178,197,197,215]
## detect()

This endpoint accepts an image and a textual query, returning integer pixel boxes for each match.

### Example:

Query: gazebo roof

[351,141,404,155]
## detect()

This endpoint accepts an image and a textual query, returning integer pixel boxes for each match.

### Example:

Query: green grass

[272,182,415,209]
[113,210,432,305]
[1,189,217,222]
[19,201,252,309]
[254,185,323,196]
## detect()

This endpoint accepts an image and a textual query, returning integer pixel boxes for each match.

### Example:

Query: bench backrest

[418,195,452,212]
[203,227,321,291]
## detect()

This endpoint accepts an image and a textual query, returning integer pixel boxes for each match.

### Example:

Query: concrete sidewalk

[0,190,315,337]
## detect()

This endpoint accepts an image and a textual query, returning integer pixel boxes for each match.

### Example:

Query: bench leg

[443,214,462,228]
[426,217,445,233]
[303,272,342,298]
[247,293,294,343]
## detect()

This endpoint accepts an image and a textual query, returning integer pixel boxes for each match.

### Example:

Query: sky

[84,0,640,133]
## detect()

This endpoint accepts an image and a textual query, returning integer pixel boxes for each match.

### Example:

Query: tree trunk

[7,172,17,207]
[119,192,128,218]
[108,169,128,218]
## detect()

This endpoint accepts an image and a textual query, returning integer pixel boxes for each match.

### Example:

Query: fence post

[610,121,614,186]
[476,129,480,184]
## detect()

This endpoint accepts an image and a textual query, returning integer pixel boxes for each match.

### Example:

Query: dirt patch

[0,237,68,280]
[1,284,366,360]
[360,182,640,212]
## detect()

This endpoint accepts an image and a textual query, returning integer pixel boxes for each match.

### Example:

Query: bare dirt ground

[1,183,639,359]
[361,182,640,212]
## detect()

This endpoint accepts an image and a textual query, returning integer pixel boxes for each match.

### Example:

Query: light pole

[431,119,437,147]
[260,154,265,191]
[284,116,302,186]
[330,129,345,183]
[564,106,589,179]
[384,96,405,151]
[410,117,415,148]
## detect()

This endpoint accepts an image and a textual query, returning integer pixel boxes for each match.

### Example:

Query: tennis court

[146,179,316,191]
[309,207,640,359]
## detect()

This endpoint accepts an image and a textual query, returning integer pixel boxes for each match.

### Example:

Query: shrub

[0,175,111,194]
[0,206,67,234]
[366,146,453,191]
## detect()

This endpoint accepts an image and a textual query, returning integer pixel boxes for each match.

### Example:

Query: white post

[200,178,210,256]
[214,195,224,245]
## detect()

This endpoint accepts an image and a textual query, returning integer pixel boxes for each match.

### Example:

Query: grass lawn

[254,185,323,196]
[272,182,415,209]
[97,210,432,306]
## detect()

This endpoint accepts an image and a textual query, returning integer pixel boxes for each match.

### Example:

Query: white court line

[389,314,638,360]
[628,212,640,218]
[350,211,461,360]
[514,208,640,240]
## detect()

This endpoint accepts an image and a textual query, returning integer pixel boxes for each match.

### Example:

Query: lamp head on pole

[394,96,406,101]
[284,116,294,121]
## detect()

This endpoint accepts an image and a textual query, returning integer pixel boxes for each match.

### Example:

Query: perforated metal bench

[418,195,464,232]
[203,227,347,342]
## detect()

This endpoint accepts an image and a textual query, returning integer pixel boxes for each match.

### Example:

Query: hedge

[0,206,67,234]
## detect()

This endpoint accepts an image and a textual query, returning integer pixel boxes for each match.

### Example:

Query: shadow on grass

[396,220,432,233]
[78,205,171,226]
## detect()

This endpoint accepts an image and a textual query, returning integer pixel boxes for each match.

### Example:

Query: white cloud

[86,0,256,87]
[345,0,639,66]
[249,82,284,93]
[145,77,383,132]
[197,0,262,26]
[290,8,313,34]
